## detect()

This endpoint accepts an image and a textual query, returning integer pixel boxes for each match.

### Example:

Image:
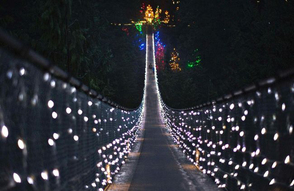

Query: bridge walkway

[108,34,219,191]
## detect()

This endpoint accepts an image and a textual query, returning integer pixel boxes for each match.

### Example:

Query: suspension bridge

[0,29,293,191]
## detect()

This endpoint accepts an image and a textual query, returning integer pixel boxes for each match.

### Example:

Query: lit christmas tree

[145,5,154,24]
[169,48,181,71]
[162,11,170,24]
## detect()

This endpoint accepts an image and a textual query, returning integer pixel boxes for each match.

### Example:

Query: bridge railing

[0,29,143,191]
[159,69,294,190]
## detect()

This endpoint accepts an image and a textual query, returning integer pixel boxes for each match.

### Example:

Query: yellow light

[144,5,154,24]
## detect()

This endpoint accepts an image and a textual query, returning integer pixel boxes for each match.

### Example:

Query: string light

[13,173,21,183]
[1,125,8,138]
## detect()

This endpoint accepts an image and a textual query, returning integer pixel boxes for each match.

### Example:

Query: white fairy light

[53,133,60,140]
[263,171,269,177]
[50,80,56,88]
[240,184,246,190]
[284,155,290,164]
[269,178,275,185]
[66,107,72,114]
[52,169,59,177]
[242,147,246,152]
[68,128,73,134]
[255,148,260,156]
[249,164,254,169]
[27,176,34,184]
[73,135,79,141]
[261,128,266,135]
[241,116,246,121]
[41,171,48,180]
[13,173,21,183]
[242,161,247,167]
[1,125,8,138]
[282,103,286,111]
[261,158,267,165]
[47,100,54,108]
[48,138,55,146]
[18,139,25,150]
[52,111,58,119]
[290,179,294,187]
[20,68,26,76]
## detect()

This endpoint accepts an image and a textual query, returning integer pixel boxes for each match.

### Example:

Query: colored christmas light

[170,48,181,71]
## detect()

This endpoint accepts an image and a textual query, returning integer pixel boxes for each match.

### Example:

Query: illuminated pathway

[108,34,220,191]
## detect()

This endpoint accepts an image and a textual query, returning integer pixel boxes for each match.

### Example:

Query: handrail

[0,28,144,191]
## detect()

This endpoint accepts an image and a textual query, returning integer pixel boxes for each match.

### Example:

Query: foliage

[0,0,144,108]
[158,0,294,108]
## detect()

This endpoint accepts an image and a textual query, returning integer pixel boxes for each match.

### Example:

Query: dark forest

[1,0,294,109]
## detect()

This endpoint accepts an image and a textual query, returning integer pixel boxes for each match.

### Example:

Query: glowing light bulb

[66,107,72,114]
[284,155,290,164]
[1,125,8,138]
[27,176,34,184]
[282,103,286,111]
[241,116,246,121]
[48,138,55,146]
[18,139,25,150]
[261,158,267,165]
[249,164,254,169]
[47,100,54,108]
[20,68,25,76]
[52,169,59,177]
[263,171,269,177]
[50,80,56,88]
[242,161,247,167]
[41,171,48,180]
[73,135,79,141]
[13,173,21,183]
[53,133,60,140]
[290,179,294,186]
[52,111,58,119]
[273,133,279,141]
[269,178,275,185]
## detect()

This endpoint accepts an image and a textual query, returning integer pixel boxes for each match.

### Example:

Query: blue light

[140,43,145,51]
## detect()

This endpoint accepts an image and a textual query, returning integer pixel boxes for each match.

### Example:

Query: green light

[135,22,142,32]
[187,62,194,68]
[187,49,201,68]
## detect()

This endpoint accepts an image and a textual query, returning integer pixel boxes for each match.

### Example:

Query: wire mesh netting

[0,48,143,191]
[161,77,294,190]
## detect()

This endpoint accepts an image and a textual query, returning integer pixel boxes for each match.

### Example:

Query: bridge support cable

[158,71,294,189]
[0,29,144,191]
